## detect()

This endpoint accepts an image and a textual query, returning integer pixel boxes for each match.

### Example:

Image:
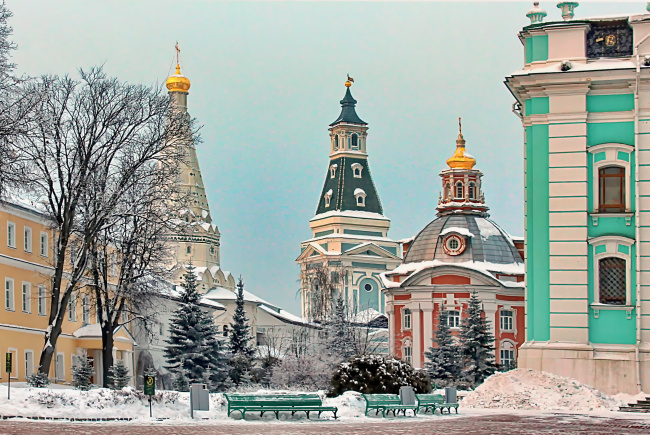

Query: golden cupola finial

[166,42,191,94]
[446,117,476,170]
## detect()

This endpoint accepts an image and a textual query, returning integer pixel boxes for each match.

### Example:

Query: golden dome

[446,118,476,170]
[166,63,191,94]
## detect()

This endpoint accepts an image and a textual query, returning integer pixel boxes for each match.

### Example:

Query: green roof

[330,87,367,126]
[315,156,383,215]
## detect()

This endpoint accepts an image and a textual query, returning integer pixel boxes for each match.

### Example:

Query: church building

[297,79,401,320]
[381,123,525,370]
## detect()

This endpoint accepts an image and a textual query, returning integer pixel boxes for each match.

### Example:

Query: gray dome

[404,214,522,265]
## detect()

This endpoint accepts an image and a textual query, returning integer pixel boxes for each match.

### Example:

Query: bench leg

[318,411,322,418]
[242,411,246,420]
[455,407,458,414]
[333,410,338,420]
[274,411,279,420]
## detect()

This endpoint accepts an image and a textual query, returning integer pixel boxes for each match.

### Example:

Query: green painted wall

[343,229,383,237]
[586,94,634,113]
[525,97,549,116]
[587,244,637,345]
[525,35,549,63]
[587,122,635,146]
[341,243,359,252]
[526,124,550,341]
[315,230,334,238]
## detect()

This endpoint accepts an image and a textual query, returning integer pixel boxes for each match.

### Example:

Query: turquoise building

[505,3,650,394]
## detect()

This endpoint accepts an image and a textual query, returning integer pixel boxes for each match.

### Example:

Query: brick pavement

[0,413,649,435]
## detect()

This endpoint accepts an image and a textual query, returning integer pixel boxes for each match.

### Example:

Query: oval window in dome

[443,234,466,256]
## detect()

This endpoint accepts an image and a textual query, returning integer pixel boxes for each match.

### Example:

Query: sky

[7,0,642,314]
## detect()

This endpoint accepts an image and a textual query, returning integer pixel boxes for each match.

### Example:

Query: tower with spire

[436,118,489,217]
[164,47,235,292]
[296,79,401,321]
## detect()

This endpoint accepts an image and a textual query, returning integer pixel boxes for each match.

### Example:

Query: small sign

[5,352,11,373]
[144,375,155,396]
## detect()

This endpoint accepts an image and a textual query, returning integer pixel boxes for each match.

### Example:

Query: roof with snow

[405,214,523,266]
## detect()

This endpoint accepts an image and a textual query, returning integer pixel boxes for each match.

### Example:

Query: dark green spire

[330,87,367,126]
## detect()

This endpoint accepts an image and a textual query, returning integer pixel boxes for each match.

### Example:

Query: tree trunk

[101,326,114,388]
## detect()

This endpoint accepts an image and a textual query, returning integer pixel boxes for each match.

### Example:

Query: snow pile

[323,391,366,419]
[461,369,628,411]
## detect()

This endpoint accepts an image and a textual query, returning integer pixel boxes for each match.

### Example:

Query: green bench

[224,393,338,420]
[362,394,418,417]
[416,393,459,414]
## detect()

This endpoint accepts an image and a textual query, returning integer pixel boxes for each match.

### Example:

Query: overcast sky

[8,1,641,314]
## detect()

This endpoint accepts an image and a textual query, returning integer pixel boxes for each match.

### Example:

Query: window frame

[22,281,31,314]
[589,235,634,307]
[351,163,363,178]
[24,226,32,253]
[468,182,476,200]
[589,143,633,214]
[55,352,65,382]
[7,221,15,248]
[402,307,412,330]
[499,340,516,367]
[5,277,14,311]
[68,292,76,322]
[354,189,367,207]
[598,166,626,212]
[40,232,48,257]
[403,345,412,364]
[82,294,90,325]
[38,285,47,316]
[447,309,461,329]
[500,309,514,331]
[455,181,464,199]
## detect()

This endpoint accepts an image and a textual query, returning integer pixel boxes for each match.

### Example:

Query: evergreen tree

[424,306,461,387]
[108,361,131,390]
[327,296,354,360]
[165,263,229,390]
[71,354,94,391]
[459,292,496,388]
[228,277,255,385]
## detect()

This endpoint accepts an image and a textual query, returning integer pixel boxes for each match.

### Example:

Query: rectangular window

[68,293,76,321]
[25,350,34,377]
[7,222,15,248]
[5,278,14,311]
[55,352,65,381]
[40,232,48,257]
[599,257,627,305]
[82,295,90,325]
[500,349,515,368]
[38,285,47,316]
[402,308,412,330]
[500,309,514,331]
[447,310,461,328]
[403,346,412,364]
[599,166,625,213]
[22,282,31,313]
[24,226,32,253]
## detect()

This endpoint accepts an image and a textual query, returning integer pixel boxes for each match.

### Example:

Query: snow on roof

[511,59,636,77]
[475,218,504,241]
[203,286,280,311]
[305,233,395,244]
[258,304,311,326]
[198,297,226,310]
[2,192,50,217]
[440,227,474,238]
[398,236,415,244]
[310,210,390,222]
[381,259,524,288]
[73,324,102,338]
[354,188,366,196]
[350,308,386,324]
[326,189,333,197]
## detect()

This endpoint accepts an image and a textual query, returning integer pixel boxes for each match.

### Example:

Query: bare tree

[15,67,193,374]
[85,156,188,387]
[300,263,346,323]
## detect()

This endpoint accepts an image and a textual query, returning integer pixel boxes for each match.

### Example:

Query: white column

[422,307,433,359]
[386,306,395,356]
[411,307,422,369]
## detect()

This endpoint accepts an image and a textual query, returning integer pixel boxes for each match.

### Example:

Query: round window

[364,283,373,292]
[443,234,466,256]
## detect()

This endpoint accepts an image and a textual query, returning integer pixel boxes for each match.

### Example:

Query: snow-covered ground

[1,370,649,425]
[461,368,646,412]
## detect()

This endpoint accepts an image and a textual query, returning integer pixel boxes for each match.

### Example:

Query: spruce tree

[327,296,354,360]
[71,354,94,391]
[108,361,130,389]
[459,292,496,388]
[228,277,255,385]
[424,306,460,387]
[165,263,229,390]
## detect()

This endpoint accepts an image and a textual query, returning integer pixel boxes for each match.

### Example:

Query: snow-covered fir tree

[459,292,496,388]
[71,353,94,391]
[228,277,255,385]
[424,305,460,387]
[164,263,229,391]
[108,360,130,389]
[326,296,354,360]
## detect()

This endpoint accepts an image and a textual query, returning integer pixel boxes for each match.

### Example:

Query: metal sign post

[5,353,12,400]
[144,375,155,418]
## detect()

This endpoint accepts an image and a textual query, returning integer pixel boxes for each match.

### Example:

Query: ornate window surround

[351,162,363,178]
[588,143,633,224]
[588,235,635,316]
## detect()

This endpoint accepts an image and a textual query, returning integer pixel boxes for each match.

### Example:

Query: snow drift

[461,369,632,411]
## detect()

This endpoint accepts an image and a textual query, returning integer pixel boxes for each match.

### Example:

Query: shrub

[71,354,93,391]
[26,372,50,388]
[108,361,130,390]
[328,354,433,397]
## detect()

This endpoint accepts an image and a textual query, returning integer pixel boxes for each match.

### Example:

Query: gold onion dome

[166,63,191,93]
[446,118,476,170]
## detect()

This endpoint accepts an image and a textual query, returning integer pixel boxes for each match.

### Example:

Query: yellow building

[0,199,135,386]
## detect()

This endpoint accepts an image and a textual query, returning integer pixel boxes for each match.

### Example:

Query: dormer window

[324,189,333,207]
[354,188,366,207]
[456,181,464,199]
[330,164,338,179]
[351,163,363,178]
[351,133,359,150]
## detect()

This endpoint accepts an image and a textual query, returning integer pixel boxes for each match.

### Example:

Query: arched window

[330,164,337,178]
[456,181,463,198]
[186,245,191,254]
[469,182,476,199]
[354,188,366,207]
[351,133,359,149]
[599,257,626,305]
[499,340,516,370]
[351,163,363,178]
[599,166,625,212]
[334,134,339,151]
